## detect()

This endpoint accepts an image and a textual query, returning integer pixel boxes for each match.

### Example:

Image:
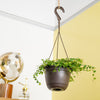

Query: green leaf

[39,82,41,85]
[93,77,96,80]
[92,74,94,76]
[93,70,96,73]
[58,68,61,72]
[92,66,95,69]
[73,76,76,78]
[53,69,56,72]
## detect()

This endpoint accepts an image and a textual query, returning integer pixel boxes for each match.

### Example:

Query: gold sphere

[0,52,24,83]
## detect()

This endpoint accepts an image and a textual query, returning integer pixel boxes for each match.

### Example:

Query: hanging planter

[33,58,96,91]
[45,65,70,91]
[33,6,96,91]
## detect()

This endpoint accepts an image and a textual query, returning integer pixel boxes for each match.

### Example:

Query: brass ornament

[0,52,24,83]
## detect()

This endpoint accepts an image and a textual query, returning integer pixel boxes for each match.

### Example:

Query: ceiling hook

[54,6,65,21]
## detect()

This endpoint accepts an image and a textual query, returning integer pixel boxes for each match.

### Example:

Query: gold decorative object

[0,52,24,98]
[18,78,29,99]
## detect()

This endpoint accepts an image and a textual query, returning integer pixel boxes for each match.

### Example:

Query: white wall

[0,15,53,100]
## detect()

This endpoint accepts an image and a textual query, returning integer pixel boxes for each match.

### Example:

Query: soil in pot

[45,66,70,91]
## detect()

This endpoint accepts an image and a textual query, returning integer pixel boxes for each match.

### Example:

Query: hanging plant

[33,58,96,90]
[33,6,96,91]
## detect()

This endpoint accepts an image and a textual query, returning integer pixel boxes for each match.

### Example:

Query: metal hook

[55,6,65,21]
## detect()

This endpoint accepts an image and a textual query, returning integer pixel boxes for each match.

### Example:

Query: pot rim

[45,66,71,72]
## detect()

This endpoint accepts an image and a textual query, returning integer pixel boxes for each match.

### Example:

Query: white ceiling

[0,0,99,31]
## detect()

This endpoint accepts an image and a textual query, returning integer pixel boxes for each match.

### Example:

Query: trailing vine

[33,58,96,85]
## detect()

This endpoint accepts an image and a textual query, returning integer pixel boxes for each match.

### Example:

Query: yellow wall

[53,2,100,100]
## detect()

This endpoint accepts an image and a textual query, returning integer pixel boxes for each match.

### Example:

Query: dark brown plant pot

[45,66,70,91]
[0,84,13,98]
